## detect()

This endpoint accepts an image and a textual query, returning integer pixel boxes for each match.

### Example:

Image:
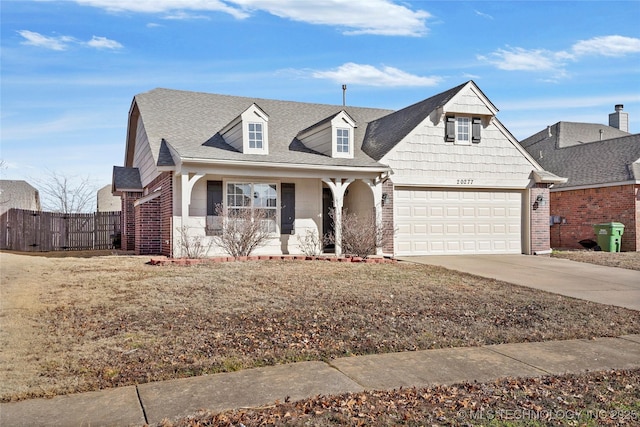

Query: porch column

[322,178,353,256]
[179,172,205,230]
[363,178,384,255]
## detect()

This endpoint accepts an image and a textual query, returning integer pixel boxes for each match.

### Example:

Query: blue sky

[2,0,640,191]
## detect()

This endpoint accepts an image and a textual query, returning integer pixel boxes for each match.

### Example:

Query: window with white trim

[456,117,470,144]
[248,122,263,149]
[445,116,482,145]
[227,182,277,233]
[336,128,350,153]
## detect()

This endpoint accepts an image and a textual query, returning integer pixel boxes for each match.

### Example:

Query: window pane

[337,128,349,153]
[253,183,277,208]
[249,122,263,149]
[228,183,251,207]
[457,117,470,142]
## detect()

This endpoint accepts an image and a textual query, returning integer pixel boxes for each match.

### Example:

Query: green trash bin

[593,222,625,252]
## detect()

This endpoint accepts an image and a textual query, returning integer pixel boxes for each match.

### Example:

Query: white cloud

[312,63,441,87]
[478,34,640,79]
[86,36,123,49]
[17,30,123,51]
[17,30,75,51]
[233,0,430,36]
[474,10,494,20]
[571,35,640,57]
[74,0,249,19]
[74,0,430,36]
[477,47,563,72]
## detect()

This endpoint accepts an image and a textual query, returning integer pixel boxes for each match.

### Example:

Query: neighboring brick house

[520,106,640,251]
[113,81,564,257]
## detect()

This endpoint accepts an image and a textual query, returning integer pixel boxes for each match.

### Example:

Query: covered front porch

[172,166,391,258]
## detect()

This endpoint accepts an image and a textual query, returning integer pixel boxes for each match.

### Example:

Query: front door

[322,188,335,252]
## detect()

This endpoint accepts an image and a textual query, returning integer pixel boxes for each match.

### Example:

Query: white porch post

[179,173,205,254]
[322,178,353,256]
[364,178,384,255]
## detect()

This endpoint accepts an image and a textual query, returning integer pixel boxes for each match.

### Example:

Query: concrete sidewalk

[2,335,639,426]
[399,254,640,311]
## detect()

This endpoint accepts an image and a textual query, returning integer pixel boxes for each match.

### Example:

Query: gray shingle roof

[520,121,630,150]
[112,166,143,191]
[522,133,640,188]
[362,82,468,160]
[133,88,396,169]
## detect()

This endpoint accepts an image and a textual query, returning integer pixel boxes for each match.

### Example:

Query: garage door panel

[396,188,522,255]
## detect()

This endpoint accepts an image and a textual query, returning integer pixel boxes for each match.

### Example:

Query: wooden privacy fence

[0,209,121,252]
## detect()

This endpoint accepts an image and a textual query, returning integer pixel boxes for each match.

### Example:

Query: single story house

[520,105,639,251]
[112,81,564,258]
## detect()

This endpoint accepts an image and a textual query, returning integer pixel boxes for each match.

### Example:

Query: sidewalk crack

[136,385,149,425]
[483,347,552,375]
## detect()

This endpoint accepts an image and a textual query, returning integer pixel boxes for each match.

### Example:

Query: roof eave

[179,157,391,173]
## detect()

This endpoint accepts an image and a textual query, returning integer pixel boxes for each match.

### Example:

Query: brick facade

[135,194,161,255]
[549,184,639,251]
[530,184,552,254]
[120,191,143,251]
[119,172,174,256]
[381,179,394,254]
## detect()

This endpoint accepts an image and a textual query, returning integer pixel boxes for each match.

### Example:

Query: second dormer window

[336,128,350,153]
[248,123,263,149]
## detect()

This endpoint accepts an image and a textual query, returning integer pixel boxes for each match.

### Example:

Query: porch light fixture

[382,192,389,206]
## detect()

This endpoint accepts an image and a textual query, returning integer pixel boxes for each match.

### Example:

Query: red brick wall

[549,184,638,251]
[143,172,174,257]
[382,179,394,254]
[135,195,161,255]
[121,191,142,251]
[530,184,551,254]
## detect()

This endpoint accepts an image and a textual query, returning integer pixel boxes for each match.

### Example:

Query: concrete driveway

[398,255,640,311]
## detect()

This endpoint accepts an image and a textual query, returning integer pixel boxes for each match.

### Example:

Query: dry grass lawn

[551,249,640,271]
[1,251,639,403]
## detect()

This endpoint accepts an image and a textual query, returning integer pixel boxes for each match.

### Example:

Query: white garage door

[395,188,522,255]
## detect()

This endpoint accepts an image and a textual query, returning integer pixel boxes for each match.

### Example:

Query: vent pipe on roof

[342,84,347,106]
[609,104,629,132]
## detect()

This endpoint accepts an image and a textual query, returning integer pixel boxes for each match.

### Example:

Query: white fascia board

[551,180,640,192]
[179,158,390,175]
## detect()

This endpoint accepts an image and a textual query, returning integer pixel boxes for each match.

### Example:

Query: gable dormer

[438,81,497,146]
[297,110,355,159]
[220,103,269,154]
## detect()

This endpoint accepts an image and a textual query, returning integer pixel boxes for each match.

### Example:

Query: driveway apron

[399,254,640,311]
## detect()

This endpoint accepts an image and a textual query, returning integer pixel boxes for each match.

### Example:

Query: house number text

[456,179,474,185]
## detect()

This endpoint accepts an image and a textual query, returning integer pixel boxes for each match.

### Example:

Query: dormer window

[336,128,350,153]
[248,122,263,149]
[297,110,355,159]
[220,103,269,154]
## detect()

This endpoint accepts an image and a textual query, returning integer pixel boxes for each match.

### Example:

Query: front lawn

[1,253,639,402]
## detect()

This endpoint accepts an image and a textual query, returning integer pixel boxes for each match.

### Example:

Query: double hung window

[248,123,263,149]
[446,116,482,144]
[227,183,277,233]
[336,128,350,153]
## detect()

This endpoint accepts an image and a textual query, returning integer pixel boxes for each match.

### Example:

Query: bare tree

[326,208,385,258]
[34,170,97,213]
[210,204,273,257]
